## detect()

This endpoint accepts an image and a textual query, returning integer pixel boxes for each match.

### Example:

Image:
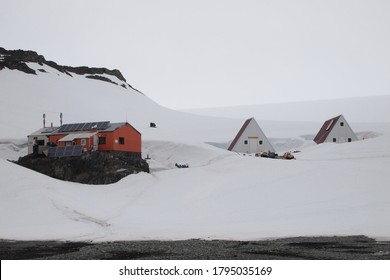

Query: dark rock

[14,151,149,185]
[0,47,142,92]
[85,75,118,85]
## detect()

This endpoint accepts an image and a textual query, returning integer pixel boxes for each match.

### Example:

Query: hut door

[248,137,258,153]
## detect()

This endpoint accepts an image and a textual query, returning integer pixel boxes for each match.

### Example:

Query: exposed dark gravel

[1,236,390,260]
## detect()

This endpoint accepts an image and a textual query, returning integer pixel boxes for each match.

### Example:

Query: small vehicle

[283,152,295,160]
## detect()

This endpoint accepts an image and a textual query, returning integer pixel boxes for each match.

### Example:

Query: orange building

[46,121,141,157]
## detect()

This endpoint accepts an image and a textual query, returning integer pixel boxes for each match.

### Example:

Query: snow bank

[1,66,390,241]
[1,133,390,241]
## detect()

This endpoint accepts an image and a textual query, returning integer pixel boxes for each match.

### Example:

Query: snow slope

[0,65,242,143]
[185,95,390,123]
[1,63,390,241]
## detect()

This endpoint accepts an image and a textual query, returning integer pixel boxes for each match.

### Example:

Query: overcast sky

[1,0,390,109]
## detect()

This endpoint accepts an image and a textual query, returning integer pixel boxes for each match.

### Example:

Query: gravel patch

[1,236,390,260]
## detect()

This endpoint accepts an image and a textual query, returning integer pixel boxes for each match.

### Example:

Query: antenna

[60,112,63,126]
[43,113,46,128]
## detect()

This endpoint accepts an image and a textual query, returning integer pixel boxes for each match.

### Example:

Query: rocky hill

[0,47,140,91]
[14,151,149,185]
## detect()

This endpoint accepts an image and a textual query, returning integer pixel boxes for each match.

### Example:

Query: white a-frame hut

[314,114,358,144]
[228,117,275,154]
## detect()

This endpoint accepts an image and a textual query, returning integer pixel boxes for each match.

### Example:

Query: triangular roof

[313,115,341,144]
[314,114,358,144]
[228,117,275,153]
[228,117,252,151]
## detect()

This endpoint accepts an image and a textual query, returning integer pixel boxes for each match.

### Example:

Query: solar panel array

[47,145,83,158]
[58,121,110,132]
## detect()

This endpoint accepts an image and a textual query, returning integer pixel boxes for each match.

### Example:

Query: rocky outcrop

[14,151,150,185]
[0,47,140,91]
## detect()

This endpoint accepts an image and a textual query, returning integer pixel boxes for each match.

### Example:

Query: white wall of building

[325,115,358,143]
[231,119,275,154]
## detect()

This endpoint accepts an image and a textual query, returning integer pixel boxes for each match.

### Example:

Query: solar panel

[59,124,69,132]
[73,123,81,131]
[55,147,65,157]
[80,123,89,130]
[97,121,110,130]
[65,124,72,131]
[89,122,98,130]
[47,145,83,158]
[48,148,56,157]
[71,124,79,131]
[73,145,83,156]
[64,146,74,156]
[59,121,110,132]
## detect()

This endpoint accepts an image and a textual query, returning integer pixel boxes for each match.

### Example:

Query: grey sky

[1,0,390,109]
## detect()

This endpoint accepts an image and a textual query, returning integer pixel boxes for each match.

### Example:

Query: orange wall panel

[49,123,141,153]
[98,124,141,153]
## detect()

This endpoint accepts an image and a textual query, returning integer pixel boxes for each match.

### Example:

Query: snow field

[1,64,390,241]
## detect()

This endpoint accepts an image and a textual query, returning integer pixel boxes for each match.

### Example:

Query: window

[244,140,248,145]
[81,139,86,145]
[326,120,334,131]
[259,140,263,145]
[340,122,344,126]
[348,138,352,142]
[99,137,106,144]
[119,137,125,145]
[36,140,45,146]
[333,138,337,142]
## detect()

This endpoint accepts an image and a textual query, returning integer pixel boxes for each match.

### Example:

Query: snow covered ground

[1,64,390,241]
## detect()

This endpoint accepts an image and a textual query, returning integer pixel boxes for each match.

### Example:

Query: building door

[248,137,258,153]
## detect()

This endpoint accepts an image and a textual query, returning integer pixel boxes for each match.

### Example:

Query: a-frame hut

[314,114,358,144]
[228,117,275,154]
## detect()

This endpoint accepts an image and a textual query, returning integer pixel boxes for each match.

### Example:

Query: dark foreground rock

[1,236,390,260]
[14,151,149,184]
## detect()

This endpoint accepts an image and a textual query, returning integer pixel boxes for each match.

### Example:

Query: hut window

[348,138,352,142]
[244,140,248,145]
[259,140,263,145]
[99,137,106,144]
[119,137,125,145]
[340,122,344,126]
[36,140,45,146]
[333,138,337,142]
[326,120,334,130]
[81,139,86,145]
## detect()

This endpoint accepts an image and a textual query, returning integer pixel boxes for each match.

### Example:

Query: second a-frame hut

[228,117,275,154]
[313,114,358,144]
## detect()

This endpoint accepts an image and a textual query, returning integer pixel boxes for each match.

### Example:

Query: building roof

[58,121,110,133]
[313,115,341,144]
[100,122,141,135]
[28,126,60,137]
[57,132,97,142]
[29,121,141,138]
[228,117,253,151]
[100,122,126,132]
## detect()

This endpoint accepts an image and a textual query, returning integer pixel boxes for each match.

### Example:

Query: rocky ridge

[0,47,141,91]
